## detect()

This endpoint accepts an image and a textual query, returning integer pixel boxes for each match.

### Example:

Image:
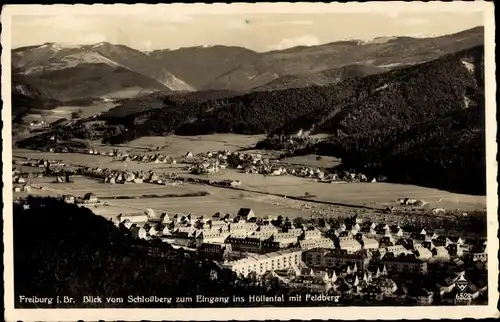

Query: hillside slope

[11,71,62,122]
[205,26,484,91]
[17,63,170,102]
[254,64,387,92]
[149,45,261,89]
[11,42,194,104]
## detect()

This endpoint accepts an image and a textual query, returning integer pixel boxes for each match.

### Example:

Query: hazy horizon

[11,25,485,54]
[11,11,484,52]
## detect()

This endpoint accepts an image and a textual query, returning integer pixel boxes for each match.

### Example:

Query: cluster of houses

[107,207,487,304]
[121,153,178,164]
[29,120,46,127]
[188,149,378,183]
[268,261,486,304]
[15,159,66,169]
[72,166,183,186]
[60,192,99,205]
[85,148,116,156]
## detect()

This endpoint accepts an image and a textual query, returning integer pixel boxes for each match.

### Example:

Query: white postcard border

[2,2,498,321]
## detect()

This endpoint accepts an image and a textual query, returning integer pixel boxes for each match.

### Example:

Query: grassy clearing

[118,134,266,157]
[22,102,117,124]
[29,176,200,198]
[279,154,342,168]
[184,169,486,211]
[114,196,314,218]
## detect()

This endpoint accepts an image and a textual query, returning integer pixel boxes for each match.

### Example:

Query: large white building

[299,238,334,251]
[338,237,362,254]
[222,249,303,277]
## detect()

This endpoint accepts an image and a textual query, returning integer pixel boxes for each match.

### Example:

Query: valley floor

[12,133,486,222]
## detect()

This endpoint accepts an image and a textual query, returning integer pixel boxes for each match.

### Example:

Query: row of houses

[196,149,378,183]
[121,154,178,164]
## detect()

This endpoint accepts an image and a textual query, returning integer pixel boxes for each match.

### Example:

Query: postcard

[2,2,498,321]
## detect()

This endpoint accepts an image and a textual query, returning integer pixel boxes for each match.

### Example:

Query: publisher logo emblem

[455,274,471,293]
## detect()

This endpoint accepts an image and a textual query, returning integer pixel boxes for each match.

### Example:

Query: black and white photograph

[2,2,498,321]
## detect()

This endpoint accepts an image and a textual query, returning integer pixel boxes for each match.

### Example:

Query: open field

[22,102,117,123]
[28,176,203,198]
[101,87,156,100]
[114,196,314,218]
[110,134,266,157]
[184,169,487,211]
[13,141,487,220]
[20,174,317,219]
[279,154,342,168]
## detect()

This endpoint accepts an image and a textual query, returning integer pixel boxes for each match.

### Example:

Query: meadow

[114,134,266,157]
[22,102,118,123]
[183,170,487,211]
[279,154,342,168]
[21,175,316,219]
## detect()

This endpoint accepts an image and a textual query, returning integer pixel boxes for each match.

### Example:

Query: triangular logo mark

[456,274,471,292]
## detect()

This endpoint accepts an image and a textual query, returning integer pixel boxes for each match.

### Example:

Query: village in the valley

[11,139,488,306]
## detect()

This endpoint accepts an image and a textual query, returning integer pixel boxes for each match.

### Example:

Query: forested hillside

[14,197,280,308]
[97,45,483,141]
[315,107,486,194]
[17,63,169,102]
[255,64,386,92]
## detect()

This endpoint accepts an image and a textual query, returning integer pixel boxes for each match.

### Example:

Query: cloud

[64,33,107,45]
[14,15,102,29]
[140,40,153,51]
[259,20,313,26]
[385,12,400,19]
[227,19,251,30]
[287,20,313,25]
[269,35,320,50]
[131,13,193,24]
[398,17,428,27]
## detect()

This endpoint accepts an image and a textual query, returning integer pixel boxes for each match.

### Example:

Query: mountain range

[12,26,484,106]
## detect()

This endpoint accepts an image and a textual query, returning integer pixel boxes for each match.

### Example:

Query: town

[11,149,489,306]
[109,206,488,305]
[24,186,485,306]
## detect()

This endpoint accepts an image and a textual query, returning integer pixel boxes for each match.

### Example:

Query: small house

[83,192,98,204]
[236,208,256,221]
[63,195,76,204]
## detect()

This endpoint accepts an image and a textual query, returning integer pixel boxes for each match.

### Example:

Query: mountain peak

[92,41,112,48]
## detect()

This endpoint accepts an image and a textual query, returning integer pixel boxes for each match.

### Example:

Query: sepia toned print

[2,2,498,321]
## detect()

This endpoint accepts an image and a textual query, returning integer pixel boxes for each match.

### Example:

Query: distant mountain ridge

[12,26,484,96]
[13,42,194,91]
[11,42,193,103]
[204,26,484,91]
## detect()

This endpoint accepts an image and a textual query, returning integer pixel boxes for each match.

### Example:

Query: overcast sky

[9,6,484,52]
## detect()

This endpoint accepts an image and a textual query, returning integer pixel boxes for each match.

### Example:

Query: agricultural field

[27,176,202,198]
[279,154,342,168]
[183,169,487,211]
[111,194,315,218]
[22,102,118,124]
[20,174,317,219]
[112,134,266,157]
